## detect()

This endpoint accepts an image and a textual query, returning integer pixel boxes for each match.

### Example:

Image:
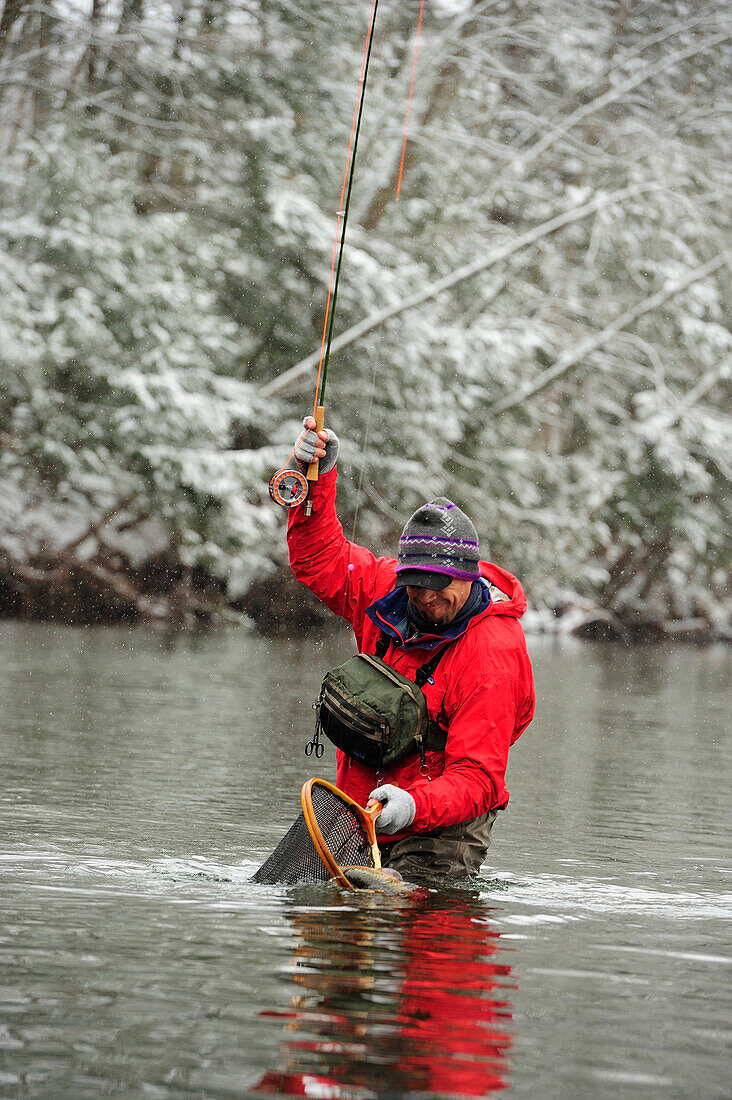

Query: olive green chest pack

[310,644,450,770]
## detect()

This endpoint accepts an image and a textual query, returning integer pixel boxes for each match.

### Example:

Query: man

[288,417,535,881]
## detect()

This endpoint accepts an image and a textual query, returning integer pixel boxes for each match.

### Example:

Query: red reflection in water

[254,890,515,1097]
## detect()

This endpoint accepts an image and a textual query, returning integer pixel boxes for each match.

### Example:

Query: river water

[1,622,730,1099]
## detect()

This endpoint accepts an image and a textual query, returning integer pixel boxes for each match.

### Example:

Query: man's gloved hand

[295,416,340,475]
[369,784,416,835]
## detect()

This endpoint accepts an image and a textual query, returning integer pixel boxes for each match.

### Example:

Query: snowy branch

[261,183,659,398]
[488,254,730,417]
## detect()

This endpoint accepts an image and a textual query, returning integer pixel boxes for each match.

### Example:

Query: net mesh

[252,784,375,886]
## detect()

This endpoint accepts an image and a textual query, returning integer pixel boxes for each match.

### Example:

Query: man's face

[405,578,473,628]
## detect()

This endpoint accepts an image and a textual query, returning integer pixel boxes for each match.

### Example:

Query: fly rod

[269,0,381,511]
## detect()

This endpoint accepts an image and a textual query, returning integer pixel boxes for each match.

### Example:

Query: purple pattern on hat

[398,551,478,563]
[397,497,481,582]
[396,563,478,581]
[400,534,479,548]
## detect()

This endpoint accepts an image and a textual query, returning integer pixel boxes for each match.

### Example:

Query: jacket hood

[480,561,528,617]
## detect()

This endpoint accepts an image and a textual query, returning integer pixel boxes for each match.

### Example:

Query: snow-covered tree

[0,0,729,634]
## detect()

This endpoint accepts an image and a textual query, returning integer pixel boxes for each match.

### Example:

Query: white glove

[369,784,416,835]
[294,417,340,474]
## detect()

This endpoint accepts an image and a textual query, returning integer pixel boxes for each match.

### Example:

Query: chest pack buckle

[310,637,449,770]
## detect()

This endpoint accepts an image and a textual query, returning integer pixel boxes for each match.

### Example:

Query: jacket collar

[366,578,491,650]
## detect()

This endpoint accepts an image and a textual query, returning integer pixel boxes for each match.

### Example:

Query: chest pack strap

[375,633,449,683]
[414,646,449,689]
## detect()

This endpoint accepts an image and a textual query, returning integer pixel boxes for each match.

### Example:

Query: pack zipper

[321,686,389,741]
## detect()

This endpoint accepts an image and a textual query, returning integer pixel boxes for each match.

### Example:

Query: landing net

[252,781,377,887]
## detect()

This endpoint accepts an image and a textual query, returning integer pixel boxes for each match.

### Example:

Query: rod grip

[306,405,326,482]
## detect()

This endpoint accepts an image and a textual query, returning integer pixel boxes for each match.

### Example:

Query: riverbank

[1,551,729,644]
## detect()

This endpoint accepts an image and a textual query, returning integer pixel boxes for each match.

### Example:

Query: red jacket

[287,469,535,836]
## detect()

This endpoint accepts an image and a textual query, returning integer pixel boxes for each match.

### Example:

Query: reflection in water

[255,889,515,1098]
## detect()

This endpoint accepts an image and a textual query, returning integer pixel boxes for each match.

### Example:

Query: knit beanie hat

[395,498,481,588]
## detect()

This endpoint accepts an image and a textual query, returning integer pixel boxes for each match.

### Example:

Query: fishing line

[396,0,425,198]
[352,2,424,537]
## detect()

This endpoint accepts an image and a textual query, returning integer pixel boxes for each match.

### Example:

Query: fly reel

[269,467,309,508]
